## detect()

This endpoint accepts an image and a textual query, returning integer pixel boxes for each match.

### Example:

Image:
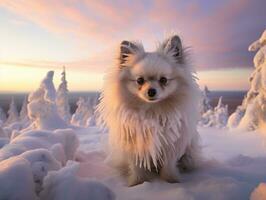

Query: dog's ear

[119,40,144,66]
[161,35,183,63]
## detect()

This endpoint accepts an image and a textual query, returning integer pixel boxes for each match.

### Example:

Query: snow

[52,126,266,200]
[5,97,19,125]
[0,128,79,164]
[0,156,37,200]
[227,106,244,129]
[199,86,212,115]
[230,29,266,131]
[0,106,7,123]
[40,161,115,200]
[199,96,228,128]
[1,67,266,198]
[27,71,68,130]
[71,96,96,127]
[20,96,29,122]
[56,67,71,122]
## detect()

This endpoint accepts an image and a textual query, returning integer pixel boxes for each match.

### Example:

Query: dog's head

[118,35,191,104]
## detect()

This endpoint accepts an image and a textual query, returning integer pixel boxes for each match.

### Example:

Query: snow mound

[40,162,115,200]
[0,128,79,165]
[250,182,266,200]
[0,156,37,200]
[19,149,61,194]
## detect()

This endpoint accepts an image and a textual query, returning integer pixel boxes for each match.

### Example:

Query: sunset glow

[0,0,265,92]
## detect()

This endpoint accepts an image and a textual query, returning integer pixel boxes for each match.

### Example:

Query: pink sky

[0,0,265,92]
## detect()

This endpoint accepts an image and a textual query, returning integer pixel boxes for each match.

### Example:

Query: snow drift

[40,161,115,200]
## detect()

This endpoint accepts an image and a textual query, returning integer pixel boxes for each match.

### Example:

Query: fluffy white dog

[97,35,201,186]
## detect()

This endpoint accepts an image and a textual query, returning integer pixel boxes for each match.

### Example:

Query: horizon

[0,89,249,94]
[0,0,265,92]
[0,65,253,93]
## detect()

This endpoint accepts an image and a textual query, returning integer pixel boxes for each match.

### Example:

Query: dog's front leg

[160,156,180,183]
[127,162,151,187]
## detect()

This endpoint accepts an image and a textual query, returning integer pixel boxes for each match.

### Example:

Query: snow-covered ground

[70,126,266,200]
[1,28,266,199]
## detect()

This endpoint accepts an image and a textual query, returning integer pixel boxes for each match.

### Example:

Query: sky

[0,0,265,92]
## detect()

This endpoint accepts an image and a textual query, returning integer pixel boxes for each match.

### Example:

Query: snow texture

[0,156,37,200]
[40,161,115,200]
[0,128,79,165]
[57,126,266,200]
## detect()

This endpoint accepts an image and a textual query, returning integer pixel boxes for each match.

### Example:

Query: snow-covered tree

[199,96,228,128]
[20,96,28,121]
[199,86,212,115]
[27,71,67,130]
[5,97,19,125]
[236,29,266,131]
[227,106,245,129]
[70,94,99,127]
[56,67,71,122]
[213,97,228,128]
[0,107,7,124]
[71,97,89,127]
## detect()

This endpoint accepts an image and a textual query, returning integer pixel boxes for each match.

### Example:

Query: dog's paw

[127,175,146,187]
[162,176,180,183]
[160,169,180,183]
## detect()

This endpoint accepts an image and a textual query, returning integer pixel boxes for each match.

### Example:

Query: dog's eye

[136,77,145,85]
[159,77,167,85]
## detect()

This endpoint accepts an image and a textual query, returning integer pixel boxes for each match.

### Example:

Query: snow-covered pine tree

[71,97,89,127]
[27,71,67,130]
[56,67,71,123]
[5,97,19,125]
[227,106,245,129]
[237,30,266,130]
[199,85,212,115]
[213,97,228,128]
[20,96,28,121]
[200,96,228,128]
[0,107,7,124]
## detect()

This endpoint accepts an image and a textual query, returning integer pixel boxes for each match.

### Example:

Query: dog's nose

[147,88,157,98]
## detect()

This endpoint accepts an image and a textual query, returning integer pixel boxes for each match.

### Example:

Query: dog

[97,35,201,186]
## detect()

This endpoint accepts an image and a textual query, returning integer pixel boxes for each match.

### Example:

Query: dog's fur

[97,35,201,186]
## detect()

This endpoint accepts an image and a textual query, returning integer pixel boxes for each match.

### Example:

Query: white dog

[97,35,201,186]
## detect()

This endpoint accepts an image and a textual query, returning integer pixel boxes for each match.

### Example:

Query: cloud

[0,0,265,71]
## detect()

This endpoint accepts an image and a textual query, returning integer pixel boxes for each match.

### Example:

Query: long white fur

[97,35,201,185]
